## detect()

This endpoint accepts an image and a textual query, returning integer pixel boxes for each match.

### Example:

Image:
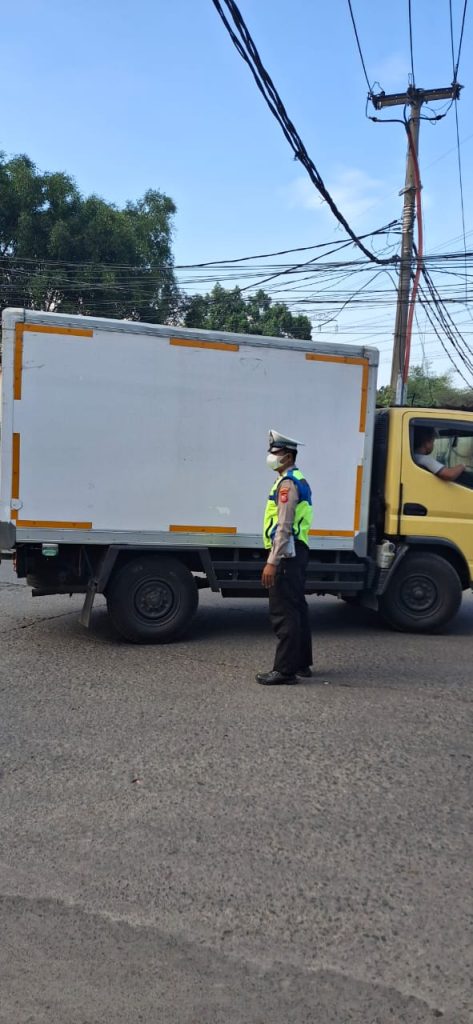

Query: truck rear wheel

[107,556,198,643]
[379,552,462,633]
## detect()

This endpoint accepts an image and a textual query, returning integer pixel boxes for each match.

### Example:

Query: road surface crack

[0,610,78,637]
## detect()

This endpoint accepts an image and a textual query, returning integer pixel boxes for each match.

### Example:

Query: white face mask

[266,452,286,471]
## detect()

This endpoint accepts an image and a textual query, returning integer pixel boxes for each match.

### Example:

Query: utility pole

[371,84,462,405]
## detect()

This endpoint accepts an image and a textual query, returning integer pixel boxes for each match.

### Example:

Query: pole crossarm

[370,83,462,111]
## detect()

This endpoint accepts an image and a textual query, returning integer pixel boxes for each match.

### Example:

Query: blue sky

[2,0,472,382]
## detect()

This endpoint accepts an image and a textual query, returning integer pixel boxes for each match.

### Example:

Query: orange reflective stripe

[16,520,92,529]
[354,465,364,532]
[14,325,23,400]
[170,337,239,352]
[11,433,20,500]
[169,524,237,534]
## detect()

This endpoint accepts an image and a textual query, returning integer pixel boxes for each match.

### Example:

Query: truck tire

[107,556,198,643]
[379,552,462,633]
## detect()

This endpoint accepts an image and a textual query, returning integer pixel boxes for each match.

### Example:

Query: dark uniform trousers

[269,539,313,675]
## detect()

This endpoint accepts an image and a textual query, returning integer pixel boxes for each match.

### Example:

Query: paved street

[0,560,472,1024]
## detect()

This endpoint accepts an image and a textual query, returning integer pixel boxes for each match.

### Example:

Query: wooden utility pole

[371,84,462,405]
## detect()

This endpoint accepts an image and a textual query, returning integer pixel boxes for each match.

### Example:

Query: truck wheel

[107,556,198,643]
[379,552,462,633]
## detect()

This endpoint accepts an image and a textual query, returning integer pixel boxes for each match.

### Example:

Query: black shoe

[297,666,313,678]
[256,670,299,686]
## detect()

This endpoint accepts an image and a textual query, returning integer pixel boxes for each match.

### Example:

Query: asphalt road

[0,560,472,1024]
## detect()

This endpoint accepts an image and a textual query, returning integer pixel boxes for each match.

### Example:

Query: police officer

[256,430,314,686]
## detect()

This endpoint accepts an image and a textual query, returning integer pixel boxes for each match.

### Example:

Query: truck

[1,307,472,641]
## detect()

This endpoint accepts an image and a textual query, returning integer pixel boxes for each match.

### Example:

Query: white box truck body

[0,309,376,550]
[0,309,377,640]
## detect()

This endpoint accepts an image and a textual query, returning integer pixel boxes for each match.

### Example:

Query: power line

[237,221,398,294]
[313,269,388,328]
[346,0,372,92]
[449,0,456,75]
[454,101,469,306]
[449,0,470,307]
[453,0,469,81]
[0,222,400,274]
[421,265,473,376]
[408,0,416,84]
[210,0,396,266]
[418,285,473,386]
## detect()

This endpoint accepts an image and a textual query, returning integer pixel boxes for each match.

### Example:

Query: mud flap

[80,580,97,628]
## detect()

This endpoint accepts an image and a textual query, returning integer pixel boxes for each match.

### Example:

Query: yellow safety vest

[263,468,313,550]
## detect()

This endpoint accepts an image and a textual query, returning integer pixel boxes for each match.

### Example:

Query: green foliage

[0,153,177,322]
[180,284,312,340]
[377,365,473,409]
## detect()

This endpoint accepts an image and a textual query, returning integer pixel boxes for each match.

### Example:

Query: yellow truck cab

[372,406,473,631]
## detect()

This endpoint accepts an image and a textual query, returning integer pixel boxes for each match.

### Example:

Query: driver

[413,426,466,481]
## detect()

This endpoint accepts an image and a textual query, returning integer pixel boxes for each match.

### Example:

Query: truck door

[399,412,473,574]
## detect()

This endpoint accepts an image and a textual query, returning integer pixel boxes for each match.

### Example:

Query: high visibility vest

[263,468,313,550]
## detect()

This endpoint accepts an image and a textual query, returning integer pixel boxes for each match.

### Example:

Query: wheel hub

[134,579,174,621]
[400,573,438,614]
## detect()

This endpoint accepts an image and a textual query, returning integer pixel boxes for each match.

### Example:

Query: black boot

[256,670,299,686]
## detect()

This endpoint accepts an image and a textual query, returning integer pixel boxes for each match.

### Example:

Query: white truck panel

[0,310,378,550]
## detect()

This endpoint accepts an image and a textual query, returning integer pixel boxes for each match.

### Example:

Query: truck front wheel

[107,556,198,643]
[379,552,462,633]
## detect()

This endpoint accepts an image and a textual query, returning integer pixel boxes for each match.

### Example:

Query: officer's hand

[262,563,277,588]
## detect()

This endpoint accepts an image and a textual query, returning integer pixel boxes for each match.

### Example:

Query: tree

[0,153,178,324]
[180,284,312,340]
[377,365,473,408]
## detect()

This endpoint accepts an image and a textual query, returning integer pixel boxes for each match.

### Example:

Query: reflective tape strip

[170,337,239,352]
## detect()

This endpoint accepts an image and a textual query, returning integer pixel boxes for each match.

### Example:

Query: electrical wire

[314,269,387,328]
[424,130,473,171]
[454,99,469,308]
[449,0,456,74]
[408,0,416,84]
[453,0,469,81]
[421,266,473,377]
[0,222,399,274]
[210,0,396,266]
[346,0,372,92]
[418,285,473,386]
[448,0,470,310]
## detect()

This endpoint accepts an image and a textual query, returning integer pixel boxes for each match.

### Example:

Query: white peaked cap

[268,429,304,451]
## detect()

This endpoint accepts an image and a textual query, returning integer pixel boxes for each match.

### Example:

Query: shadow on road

[85,591,473,646]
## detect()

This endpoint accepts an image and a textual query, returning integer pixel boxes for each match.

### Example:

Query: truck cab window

[411,420,473,490]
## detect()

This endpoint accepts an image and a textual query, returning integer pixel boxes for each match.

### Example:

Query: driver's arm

[437,464,466,481]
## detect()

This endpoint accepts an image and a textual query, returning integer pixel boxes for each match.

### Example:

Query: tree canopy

[377,365,473,409]
[0,154,311,347]
[4,152,473,411]
[0,153,178,322]
[180,283,312,340]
